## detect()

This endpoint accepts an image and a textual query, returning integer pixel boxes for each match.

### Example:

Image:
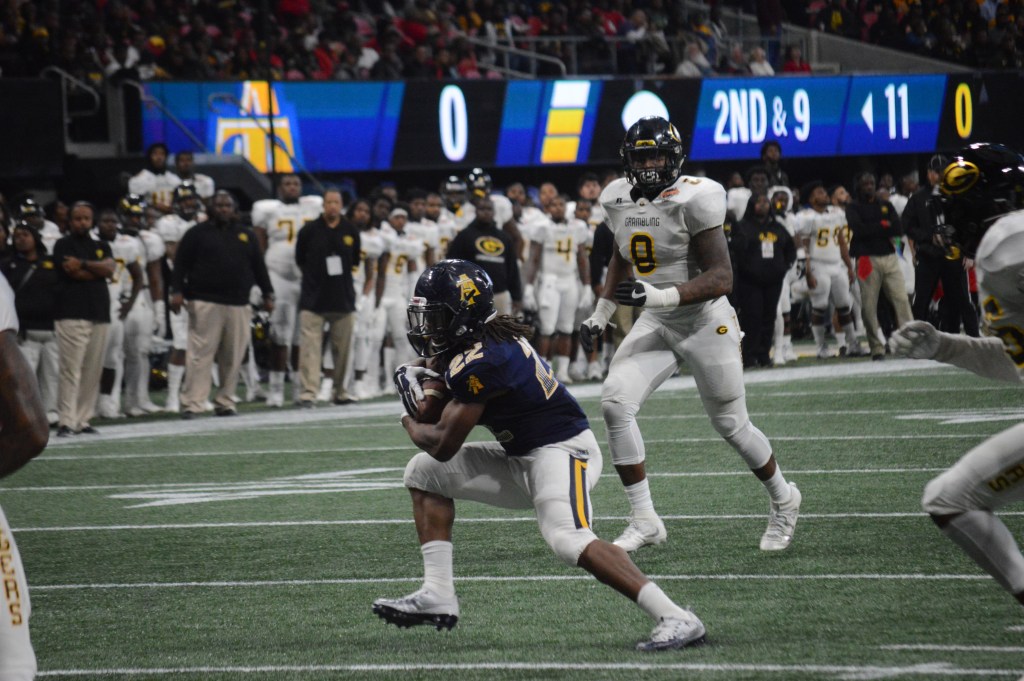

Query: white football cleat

[783,342,798,363]
[164,396,180,413]
[586,361,604,381]
[266,390,284,408]
[138,401,162,413]
[816,346,832,359]
[760,483,802,551]
[372,588,459,631]
[613,511,667,552]
[317,378,334,403]
[637,611,707,652]
[97,396,123,419]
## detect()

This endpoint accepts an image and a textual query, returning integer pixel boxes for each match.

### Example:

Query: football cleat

[586,361,604,381]
[265,390,284,408]
[637,612,707,652]
[760,483,802,551]
[783,342,798,363]
[372,588,459,631]
[816,346,832,359]
[613,511,667,552]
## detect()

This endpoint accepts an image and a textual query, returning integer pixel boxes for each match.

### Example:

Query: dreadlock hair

[482,315,534,344]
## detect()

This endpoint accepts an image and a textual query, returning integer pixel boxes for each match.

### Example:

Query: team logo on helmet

[941,161,981,195]
[457,273,481,306]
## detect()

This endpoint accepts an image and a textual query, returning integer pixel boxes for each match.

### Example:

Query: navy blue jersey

[444,335,589,456]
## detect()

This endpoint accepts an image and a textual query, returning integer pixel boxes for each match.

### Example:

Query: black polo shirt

[52,233,112,323]
[295,215,361,313]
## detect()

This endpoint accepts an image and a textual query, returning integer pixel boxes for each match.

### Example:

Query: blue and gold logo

[211,82,302,174]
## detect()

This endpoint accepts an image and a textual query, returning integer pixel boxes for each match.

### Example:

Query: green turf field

[4,358,1024,680]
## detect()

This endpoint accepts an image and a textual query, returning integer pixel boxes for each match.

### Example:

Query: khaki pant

[298,310,355,402]
[181,301,249,413]
[857,254,913,357]
[55,319,108,431]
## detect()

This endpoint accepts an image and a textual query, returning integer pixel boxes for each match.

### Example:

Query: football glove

[152,300,167,339]
[522,283,538,312]
[889,320,940,359]
[393,364,441,418]
[579,298,616,354]
[577,286,595,312]
[614,279,680,309]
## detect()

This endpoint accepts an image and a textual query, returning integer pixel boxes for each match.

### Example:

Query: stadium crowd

[0,138,982,432]
[1,0,1021,82]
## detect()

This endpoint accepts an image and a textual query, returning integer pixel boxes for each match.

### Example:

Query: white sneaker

[586,361,604,381]
[245,385,267,403]
[372,588,459,631]
[760,483,802,551]
[47,411,58,426]
[637,611,707,652]
[97,396,123,419]
[266,390,284,408]
[164,397,180,413]
[783,342,798,363]
[613,512,667,552]
[772,353,787,367]
[816,346,832,359]
[317,378,334,403]
[138,401,162,413]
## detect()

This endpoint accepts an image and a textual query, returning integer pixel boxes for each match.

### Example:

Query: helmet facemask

[407,297,454,358]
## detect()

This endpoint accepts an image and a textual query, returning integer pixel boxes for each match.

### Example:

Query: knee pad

[403,452,441,492]
[810,308,827,324]
[922,471,972,516]
[543,524,598,566]
[601,397,644,466]
[707,397,772,469]
[836,306,852,323]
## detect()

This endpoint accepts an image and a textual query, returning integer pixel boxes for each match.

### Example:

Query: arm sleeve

[589,222,613,285]
[934,332,1023,384]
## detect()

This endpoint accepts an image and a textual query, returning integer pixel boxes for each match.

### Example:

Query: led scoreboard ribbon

[141,74,1020,173]
[690,75,947,161]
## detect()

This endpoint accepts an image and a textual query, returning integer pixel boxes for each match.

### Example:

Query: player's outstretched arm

[401,400,485,462]
[0,330,48,477]
[890,320,1022,383]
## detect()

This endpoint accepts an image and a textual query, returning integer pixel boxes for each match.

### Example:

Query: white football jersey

[354,228,385,293]
[794,207,847,264]
[434,212,460,258]
[128,169,181,209]
[103,232,143,298]
[380,225,426,299]
[976,210,1024,381]
[252,196,323,280]
[137,230,166,264]
[155,214,198,246]
[491,193,514,227]
[188,173,215,199]
[600,175,726,319]
[0,273,16,333]
[533,217,590,278]
[406,218,440,273]
[39,220,62,255]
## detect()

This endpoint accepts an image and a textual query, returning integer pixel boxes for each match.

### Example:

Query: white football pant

[0,504,35,681]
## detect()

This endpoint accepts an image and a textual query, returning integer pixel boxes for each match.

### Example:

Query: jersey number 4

[629,233,657,274]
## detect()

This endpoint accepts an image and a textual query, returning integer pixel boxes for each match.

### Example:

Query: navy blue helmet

[407,259,496,358]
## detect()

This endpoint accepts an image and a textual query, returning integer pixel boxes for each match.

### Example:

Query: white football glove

[614,279,680,308]
[152,300,167,339]
[393,364,441,418]
[522,283,538,312]
[579,298,616,354]
[889,320,940,359]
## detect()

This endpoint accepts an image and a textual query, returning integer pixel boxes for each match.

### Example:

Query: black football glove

[614,279,679,308]
[578,298,617,354]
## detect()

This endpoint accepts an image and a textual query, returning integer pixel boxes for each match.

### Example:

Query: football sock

[624,479,656,514]
[554,355,570,380]
[811,324,826,349]
[636,582,687,620]
[269,371,285,396]
[940,510,1024,595]
[844,324,859,348]
[167,364,185,401]
[783,334,793,355]
[762,467,793,505]
[420,540,456,598]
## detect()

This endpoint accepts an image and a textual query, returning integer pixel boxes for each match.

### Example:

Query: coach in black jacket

[172,191,274,417]
[294,189,361,406]
[446,196,522,316]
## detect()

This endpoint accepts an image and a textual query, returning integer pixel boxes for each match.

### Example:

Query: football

[416,377,451,424]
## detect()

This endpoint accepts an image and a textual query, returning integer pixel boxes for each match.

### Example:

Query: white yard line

[30,573,996,591]
[32,661,1024,679]
[14,511,1024,533]
[882,644,1024,653]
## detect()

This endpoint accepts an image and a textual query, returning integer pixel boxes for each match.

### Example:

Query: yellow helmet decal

[941,161,980,195]
[457,273,480,306]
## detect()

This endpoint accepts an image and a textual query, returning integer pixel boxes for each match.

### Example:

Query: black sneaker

[180,411,197,420]
[214,406,237,417]
[77,426,99,434]
[298,400,314,409]
[56,425,74,437]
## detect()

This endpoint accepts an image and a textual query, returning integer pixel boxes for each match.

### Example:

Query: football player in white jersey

[768,186,801,366]
[95,208,144,419]
[155,183,203,412]
[425,192,458,258]
[252,174,323,407]
[439,175,474,233]
[344,199,385,399]
[579,116,801,553]
[523,194,592,383]
[128,142,181,214]
[0,273,47,681]
[794,180,862,358]
[405,192,440,285]
[173,150,215,207]
[891,143,1024,609]
[119,195,166,416]
[375,208,426,383]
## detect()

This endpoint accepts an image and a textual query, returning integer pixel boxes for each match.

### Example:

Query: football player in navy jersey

[373,259,707,651]
[580,116,801,553]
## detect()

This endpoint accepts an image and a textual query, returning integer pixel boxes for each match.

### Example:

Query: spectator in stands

[846,171,913,360]
[748,46,774,75]
[52,202,114,436]
[673,41,712,77]
[172,191,274,418]
[780,43,810,73]
[1,222,60,426]
[295,188,360,407]
[718,40,751,74]
[815,0,860,40]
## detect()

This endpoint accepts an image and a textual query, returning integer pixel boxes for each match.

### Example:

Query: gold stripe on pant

[55,319,108,431]
[298,310,355,402]
[181,301,250,413]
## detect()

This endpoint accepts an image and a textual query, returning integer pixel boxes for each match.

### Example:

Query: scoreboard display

[142,72,1024,173]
